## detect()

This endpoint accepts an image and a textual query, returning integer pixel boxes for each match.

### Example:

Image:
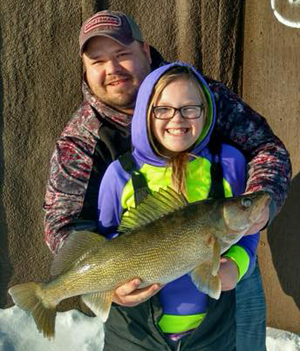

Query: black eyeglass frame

[152,104,204,120]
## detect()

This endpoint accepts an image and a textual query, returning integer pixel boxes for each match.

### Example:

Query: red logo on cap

[84,14,122,33]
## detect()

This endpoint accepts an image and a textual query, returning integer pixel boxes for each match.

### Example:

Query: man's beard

[99,84,139,111]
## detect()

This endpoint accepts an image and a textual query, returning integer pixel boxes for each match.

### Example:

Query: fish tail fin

[9,282,57,339]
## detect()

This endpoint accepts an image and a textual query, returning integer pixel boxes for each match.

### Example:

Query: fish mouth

[223,192,271,236]
[248,193,271,223]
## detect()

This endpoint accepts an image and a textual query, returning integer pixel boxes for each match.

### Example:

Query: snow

[267,327,300,351]
[0,307,103,351]
[0,306,299,351]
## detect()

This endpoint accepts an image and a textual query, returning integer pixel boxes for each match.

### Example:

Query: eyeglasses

[152,105,204,120]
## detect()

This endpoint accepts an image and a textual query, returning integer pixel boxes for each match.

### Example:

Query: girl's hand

[113,278,162,307]
[219,257,239,291]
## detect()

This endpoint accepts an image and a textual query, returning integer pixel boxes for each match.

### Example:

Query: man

[43,10,291,351]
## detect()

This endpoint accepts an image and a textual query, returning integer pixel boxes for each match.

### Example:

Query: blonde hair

[147,66,210,194]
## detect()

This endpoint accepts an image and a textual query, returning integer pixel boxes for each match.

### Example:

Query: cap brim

[80,31,134,55]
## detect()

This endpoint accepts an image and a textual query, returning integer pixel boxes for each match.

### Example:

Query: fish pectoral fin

[212,238,221,275]
[81,290,114,322]
[190,262,221,300]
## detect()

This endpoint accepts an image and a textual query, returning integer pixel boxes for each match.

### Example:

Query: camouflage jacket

[44,77,292,254]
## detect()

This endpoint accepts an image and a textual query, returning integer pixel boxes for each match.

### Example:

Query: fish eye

[241,197,252,208]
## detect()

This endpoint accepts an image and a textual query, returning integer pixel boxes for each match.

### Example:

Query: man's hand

[244,204,270,235]
[219,257,239,291]
[112,278,162,307]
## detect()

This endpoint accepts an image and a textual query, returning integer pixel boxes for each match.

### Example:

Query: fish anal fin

[81,290,114,323]
[51,231,107,276]
[190,261,221,300]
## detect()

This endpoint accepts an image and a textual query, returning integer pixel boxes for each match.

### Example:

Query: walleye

[9,188,269,339]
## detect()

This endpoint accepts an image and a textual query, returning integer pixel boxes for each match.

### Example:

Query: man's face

[82,36,152,114]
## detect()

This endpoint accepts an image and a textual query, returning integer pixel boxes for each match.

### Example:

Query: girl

[97,62,259,351]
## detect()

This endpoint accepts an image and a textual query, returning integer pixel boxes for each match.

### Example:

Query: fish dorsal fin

[118,187,188,234]
[51,231,106,276]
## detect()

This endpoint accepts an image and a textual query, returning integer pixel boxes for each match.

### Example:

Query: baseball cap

[79,10,144,55]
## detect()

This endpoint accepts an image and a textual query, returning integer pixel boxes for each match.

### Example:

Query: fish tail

[9,282,57,339]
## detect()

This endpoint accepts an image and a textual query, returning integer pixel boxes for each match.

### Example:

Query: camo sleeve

[43,135,95,254]
[209,80,292,221]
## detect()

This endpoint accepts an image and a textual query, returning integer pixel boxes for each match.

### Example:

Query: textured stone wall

[243,0,300,333]
[0,0,243,312]
[0,0,84,309]
[107,0,244,91]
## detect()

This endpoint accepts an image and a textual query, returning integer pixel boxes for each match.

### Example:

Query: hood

[131,62,216,166]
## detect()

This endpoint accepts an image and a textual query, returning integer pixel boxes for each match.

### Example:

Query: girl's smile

[150,78,206,156]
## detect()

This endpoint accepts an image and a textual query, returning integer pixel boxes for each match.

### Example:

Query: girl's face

[150,77,206,157]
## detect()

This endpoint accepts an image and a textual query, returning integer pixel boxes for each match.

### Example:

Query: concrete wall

[0,0,85,310]
[243,0,300,333]
[0,0,243,312]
